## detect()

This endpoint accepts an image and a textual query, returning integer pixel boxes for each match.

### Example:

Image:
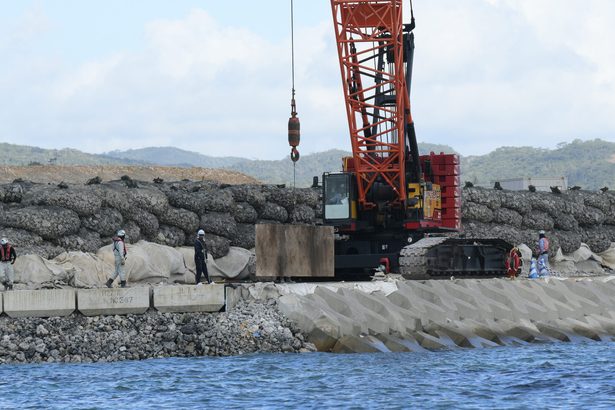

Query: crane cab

[323,172,357,226]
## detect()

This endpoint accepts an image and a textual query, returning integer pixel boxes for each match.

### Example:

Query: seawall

[228,277,615,353]
[0,284,315,364]
[1,275,614,363]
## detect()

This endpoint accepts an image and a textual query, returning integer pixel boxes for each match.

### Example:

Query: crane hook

[288,0,300,162]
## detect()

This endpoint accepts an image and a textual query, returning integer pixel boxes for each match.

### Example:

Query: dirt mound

[0,165,260,185]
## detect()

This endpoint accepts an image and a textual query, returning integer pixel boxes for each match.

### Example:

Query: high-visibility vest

[540,238,550,253]
[113,238,127,257]
[0,245,12,262]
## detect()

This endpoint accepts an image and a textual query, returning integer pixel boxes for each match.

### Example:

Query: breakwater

[0,297,314,365]
[0,275,614,363]
[230,277,615,353]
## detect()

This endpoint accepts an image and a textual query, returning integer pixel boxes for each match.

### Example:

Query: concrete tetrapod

[332,335,391,353]
[392,282,450,324]
[426,281,498,322]
[540,279,603,316]
[344,289,422,334]
[422,320,500,348]
[458,281,521,322]
[515,280,582,320]
[313,287,391,336]
[502,282,561,322]
[376,333,428,352]
[463,280,532,321]
[305,293,364,336]
[278,293,349,352]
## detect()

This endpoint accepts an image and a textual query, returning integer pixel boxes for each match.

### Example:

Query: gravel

[0,299,315,365]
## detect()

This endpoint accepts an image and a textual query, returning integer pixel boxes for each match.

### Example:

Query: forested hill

[106,143,458,186]
[0,143,135,166]
[462,139,615,190]
[106,147,245,169]
[1,139,613,189]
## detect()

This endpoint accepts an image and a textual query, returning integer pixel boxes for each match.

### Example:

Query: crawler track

[399,237,511,279]
[399,237,449,279]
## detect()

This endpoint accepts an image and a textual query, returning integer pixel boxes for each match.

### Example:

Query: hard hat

[0,238,7,245]
[197,229,205,236]
[117,229,126,237]
[539,230,546,235]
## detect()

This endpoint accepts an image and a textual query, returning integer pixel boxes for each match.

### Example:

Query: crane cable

[288,0,301,195]
[291,0,296,100]
[291,0,296,190]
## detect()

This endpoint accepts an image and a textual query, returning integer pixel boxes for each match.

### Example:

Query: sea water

[0,342,613,409]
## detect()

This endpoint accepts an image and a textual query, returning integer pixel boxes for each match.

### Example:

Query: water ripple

[0,342,613,409]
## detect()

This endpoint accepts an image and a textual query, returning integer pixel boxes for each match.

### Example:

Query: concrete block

[77,287,150,316]
[225,286,243,311]
[305,293,363,335]
[332,335,389,353]
[154,284,225,313]
[315,287,390,335]
[4,289,75,318]
[256,224,334,278]
[377,333,428,352]
[278,294,347,351]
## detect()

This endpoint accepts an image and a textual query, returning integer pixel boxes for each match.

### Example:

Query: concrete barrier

[77,287,150,316]
[4,289,75,318]
[256,224,334,278]
[153,284,225,313]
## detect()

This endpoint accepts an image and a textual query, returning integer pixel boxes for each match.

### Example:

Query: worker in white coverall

[106,230,128,288]
[0,238,17,290]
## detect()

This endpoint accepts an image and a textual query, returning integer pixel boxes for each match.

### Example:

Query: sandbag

[597,243,615,270]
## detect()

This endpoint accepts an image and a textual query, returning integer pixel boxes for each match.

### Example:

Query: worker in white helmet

[0,238,17,290]
[536,230,550,272]
[106,229,128,288]
[194,229,212,284]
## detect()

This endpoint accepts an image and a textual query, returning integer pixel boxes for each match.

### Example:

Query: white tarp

[13,241,195,288]
[96,241,190,283]
[551,242,615,273]
[177,246,252,282]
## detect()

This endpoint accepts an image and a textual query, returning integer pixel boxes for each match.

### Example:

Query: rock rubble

[0,300,315,365]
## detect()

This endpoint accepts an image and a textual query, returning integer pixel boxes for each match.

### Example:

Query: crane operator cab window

[324,173,352,220]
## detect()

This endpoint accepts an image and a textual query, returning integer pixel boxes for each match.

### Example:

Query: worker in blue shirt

[536,230,550,272]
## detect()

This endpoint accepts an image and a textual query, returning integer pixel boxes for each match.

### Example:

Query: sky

[1,0,614,160]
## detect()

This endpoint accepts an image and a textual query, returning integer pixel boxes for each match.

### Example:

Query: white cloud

[0,4,52,49]
[1,2,614,159]
[411,0,615,154]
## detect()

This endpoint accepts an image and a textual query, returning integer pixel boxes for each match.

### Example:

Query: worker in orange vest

[0,238,17,290]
